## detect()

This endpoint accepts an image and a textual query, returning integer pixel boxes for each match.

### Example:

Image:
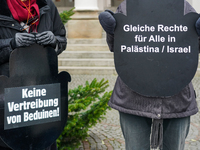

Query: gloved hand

[35,31,57,48]
[99,10,116,35]
[196,17,200,36]
[10,33,36,49]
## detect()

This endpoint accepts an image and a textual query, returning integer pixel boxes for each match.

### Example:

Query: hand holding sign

[99,10,116,35]
[0,44,71,150]
[113,0,199,97]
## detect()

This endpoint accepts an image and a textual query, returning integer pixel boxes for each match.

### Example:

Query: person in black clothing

[0,0,66,149]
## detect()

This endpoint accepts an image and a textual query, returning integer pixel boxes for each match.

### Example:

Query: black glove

[196,17,200,36]
[35,31,57,48]
[99,10,116,35]
[10,33,36,49]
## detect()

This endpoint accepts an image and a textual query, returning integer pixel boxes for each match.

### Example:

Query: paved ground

[69,75,200,150]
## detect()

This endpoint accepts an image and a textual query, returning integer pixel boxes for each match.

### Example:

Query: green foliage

[59,7,75,24]
[57,78,112,150]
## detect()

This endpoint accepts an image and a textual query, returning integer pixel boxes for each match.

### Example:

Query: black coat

[0,0,67,77]
[0,0,66,149]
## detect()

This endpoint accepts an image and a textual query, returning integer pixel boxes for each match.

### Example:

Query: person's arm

[185,1,200,52]
[0,27,37,65]
[0,38,13,65]
[0,32,36,65]
[99,1,126,52]
[196,17,200,36]
[195,17,200,53]
[49,0,67,55]
[36,0,67,55]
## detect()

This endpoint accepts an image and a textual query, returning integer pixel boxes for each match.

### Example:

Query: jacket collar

[0,0,47,17]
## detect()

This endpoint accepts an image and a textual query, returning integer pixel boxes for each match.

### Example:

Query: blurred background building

[53,0,200,12]
[53,0,122,10]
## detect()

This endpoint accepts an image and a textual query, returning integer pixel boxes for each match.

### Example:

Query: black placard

[0,44,71,150]
[114,0,199,97]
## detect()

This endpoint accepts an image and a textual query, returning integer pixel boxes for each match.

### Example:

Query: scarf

[6,0,40,32]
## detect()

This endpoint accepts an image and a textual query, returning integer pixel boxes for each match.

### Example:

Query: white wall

[98,0,105,10]
[75,0,98,10]
[192,0,200,13]
[188,0,200,13]
[98,0,111,11]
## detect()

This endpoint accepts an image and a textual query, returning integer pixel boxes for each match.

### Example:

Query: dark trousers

[119,111,190,150]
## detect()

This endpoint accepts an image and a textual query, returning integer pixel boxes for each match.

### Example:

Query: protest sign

[0,44,71,150]
[114,0,199,97]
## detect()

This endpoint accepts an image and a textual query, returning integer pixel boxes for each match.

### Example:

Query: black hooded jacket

[0,0,67,77]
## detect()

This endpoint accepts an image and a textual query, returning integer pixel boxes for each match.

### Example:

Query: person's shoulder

[185,0,191,7]
[184,0,196,14]
[118,0,126,8]
[46,0,54,4]
[43,0,55,6]
[116,0,126,14]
